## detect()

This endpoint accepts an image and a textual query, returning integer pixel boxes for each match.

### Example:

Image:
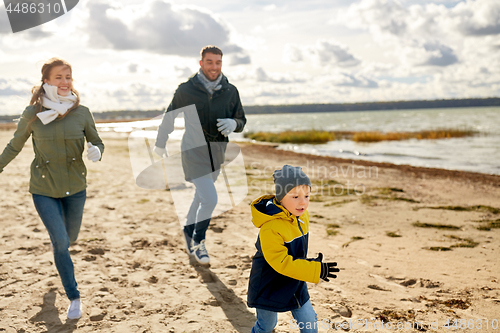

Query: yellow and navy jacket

[247,195,321,312]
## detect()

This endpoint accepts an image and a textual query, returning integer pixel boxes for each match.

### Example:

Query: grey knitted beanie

[273,165,311,203]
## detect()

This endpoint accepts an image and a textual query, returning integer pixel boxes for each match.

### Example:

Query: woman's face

[44,65,72,96]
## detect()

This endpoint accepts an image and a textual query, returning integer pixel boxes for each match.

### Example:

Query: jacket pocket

[33,157,49,180]
[68,157,87,179]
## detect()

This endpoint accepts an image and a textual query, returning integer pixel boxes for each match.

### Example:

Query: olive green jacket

[0,105,104,198]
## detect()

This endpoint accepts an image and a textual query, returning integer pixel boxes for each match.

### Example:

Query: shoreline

[2,123,497,179]
[239,142,500,186]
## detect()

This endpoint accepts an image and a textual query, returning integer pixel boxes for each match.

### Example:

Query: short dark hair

[200,45,223,60]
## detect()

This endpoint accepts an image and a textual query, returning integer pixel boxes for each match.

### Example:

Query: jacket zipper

[206,92,215,172]
[296,217,307,257]
[295,216,306,309]
[192,78,225,173]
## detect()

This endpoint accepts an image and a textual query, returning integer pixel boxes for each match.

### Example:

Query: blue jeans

[252,300,318,333]
[32,190,86,301]
[184,171,219,243]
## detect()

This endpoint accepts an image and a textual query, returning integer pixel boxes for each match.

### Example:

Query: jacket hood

[251,194,294,228]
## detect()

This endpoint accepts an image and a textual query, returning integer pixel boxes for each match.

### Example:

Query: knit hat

[273,165,311,203]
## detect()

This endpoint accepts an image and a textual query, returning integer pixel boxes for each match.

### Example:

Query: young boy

[247,165,339,333]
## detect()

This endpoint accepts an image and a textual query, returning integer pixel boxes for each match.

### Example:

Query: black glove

[311,253,323,262]
[315,252,339,282]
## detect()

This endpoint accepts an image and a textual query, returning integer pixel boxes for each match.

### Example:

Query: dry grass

[244,127,477,144]
[0,122,16,131]
[477,219,500,231]
[245,130,335,144]
[352,128,478,142]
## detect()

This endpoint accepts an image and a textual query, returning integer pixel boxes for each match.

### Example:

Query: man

[154,45,246,265]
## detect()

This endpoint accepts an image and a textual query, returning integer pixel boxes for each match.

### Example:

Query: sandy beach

[0,129,499,333]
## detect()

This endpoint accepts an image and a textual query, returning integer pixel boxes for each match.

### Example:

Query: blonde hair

[30,57,80,122]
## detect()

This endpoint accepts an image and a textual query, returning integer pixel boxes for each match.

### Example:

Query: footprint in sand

[130,239,150,249]
[368,284,391,292]
[331,305,352,318]
[88,248,106,255]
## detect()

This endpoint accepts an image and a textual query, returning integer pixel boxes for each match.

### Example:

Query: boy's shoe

[67,298,82,320]
[183,229,194,255]
[191,239,210,265]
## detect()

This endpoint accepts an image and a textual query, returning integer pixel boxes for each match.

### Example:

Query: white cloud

[282,44,304,63]
[254,67,307,83]
[451,0,500,36]
[283,40,360,67]
[263,4,277,11]
[0,78,31,96]
[341,0,500,40]
[85,1,244,57]
[341,0,408,40]
[0,78,34,115]
[312,40,361,67]
[397,40,459,67]
[337,0,500,73]
[229,54,251,65]
[174,66,194,78]
[128,63,138,73]
[78,81,174,111]
[326,70,378,88]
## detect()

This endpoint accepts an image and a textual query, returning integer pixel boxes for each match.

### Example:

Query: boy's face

[280,185,310,217]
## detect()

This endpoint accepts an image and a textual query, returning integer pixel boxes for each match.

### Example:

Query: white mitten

[87,142,101,162]
[216,118,237,137]
[153,146,168,158]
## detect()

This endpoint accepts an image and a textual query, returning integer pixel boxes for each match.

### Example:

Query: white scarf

[197,69,222,95]
[36,83,77,125]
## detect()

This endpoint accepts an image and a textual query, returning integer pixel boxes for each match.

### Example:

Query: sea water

[239,107,500,175]
[98,106,500,175]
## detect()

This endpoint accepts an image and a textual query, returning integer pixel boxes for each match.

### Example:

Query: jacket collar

[251,194,297,228]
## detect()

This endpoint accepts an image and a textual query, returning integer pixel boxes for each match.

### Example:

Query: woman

[0,58,104,320]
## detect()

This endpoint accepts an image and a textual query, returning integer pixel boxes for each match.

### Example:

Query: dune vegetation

[244,128,478,144]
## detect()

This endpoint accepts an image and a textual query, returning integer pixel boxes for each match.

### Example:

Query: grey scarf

[197,69,222,95]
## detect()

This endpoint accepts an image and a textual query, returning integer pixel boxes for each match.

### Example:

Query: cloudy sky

[0,0,499,115]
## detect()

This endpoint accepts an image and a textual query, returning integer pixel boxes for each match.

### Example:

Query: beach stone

[89,310,107,321]
[400,279,417,286]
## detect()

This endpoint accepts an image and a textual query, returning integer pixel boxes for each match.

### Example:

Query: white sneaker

[67,299,82,320]
[191,239,210,265]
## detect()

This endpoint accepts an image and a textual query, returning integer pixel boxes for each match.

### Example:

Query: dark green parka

[0,105,104,198]
[155,74,246,180]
